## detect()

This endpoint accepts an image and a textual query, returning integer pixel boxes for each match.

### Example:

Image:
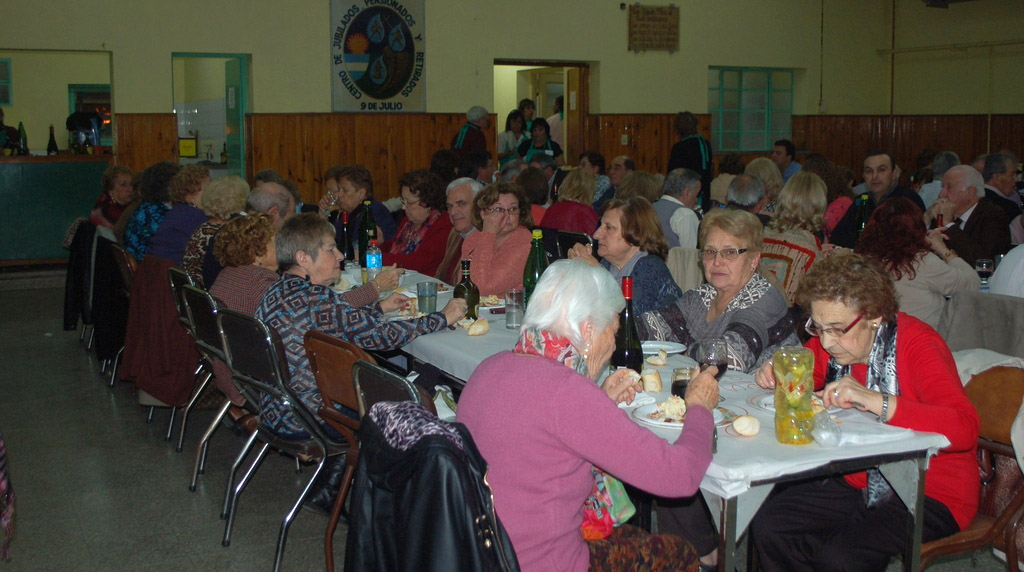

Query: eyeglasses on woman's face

[489,205,520,216]
[804,313,864,338]
[701,248,749,261]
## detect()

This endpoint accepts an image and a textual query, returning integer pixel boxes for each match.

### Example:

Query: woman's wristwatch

[878,392,890,423]
[940,249,957,262]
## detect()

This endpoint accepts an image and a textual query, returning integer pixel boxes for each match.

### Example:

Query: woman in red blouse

[90,165,135,228]
[750,251,979,570]
[383,169,453,275]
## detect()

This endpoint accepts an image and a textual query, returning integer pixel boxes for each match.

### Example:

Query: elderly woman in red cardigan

[750,251,979,570]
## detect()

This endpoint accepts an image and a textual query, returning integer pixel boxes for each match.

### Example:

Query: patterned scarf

[388,210,443,255]
[825,317,900,507]
[514,327,588,376]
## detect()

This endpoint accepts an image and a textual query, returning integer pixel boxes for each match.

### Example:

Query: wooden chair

[919,366,1024,570]
[304,330,375,572]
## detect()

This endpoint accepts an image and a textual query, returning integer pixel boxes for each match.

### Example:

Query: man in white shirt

[918,151,959,209]
[653,168,700,248]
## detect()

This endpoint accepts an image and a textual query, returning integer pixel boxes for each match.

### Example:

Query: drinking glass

[975,258,994,288]
[697,338,729,380]
[505,287,524,330]
[416,281,438,314]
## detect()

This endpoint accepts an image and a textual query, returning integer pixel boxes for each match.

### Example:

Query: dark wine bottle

[47,124,59,156]
[339,210,354,261]
[523,229,548,305]
[611,277,643,372]
[453,259,480,320]
[220,141,228,164]
[358,199,377,269]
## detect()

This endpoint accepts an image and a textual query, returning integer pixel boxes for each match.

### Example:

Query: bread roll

[732,415,760,437]
[467,318,490,336]
[456,318,475,329]
[640,369,662,392]
[646,348,668,366]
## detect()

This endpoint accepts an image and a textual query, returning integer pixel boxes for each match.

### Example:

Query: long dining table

[346,267,949,571]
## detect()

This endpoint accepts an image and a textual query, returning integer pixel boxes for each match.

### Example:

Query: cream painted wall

[0,50,109,153]
[3,0,1021,120]
[181,58,229,103]
[891,0,1024,114]
[493,65,536,127]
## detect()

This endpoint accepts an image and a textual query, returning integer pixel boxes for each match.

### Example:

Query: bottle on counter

[364,239,383,284]
[523,229,548,305]
[453,259,480,320]
[17,122,28,156]
[220,142,228,164]
[47,125,59,156]
[611,276,643,372]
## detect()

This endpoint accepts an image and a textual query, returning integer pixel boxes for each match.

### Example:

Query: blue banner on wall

[330,0,425,112]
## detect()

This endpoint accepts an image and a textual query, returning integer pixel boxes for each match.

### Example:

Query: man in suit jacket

[925,165,1011,267]
[982,152,1022,222]
[831,150,925,248]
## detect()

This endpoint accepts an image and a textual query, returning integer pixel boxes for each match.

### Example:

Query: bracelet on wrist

[878,392,889,423]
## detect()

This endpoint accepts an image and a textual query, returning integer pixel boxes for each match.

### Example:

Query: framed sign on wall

[330,0,425,112]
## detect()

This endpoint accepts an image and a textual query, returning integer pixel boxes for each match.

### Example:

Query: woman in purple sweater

[457,259,719,572]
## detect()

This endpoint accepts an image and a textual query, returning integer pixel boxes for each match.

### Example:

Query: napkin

[618,391,656,409]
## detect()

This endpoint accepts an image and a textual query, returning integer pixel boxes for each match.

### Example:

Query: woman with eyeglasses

[638,208,799,372]
[567,197,682,315]
[749,250,978,571]
[382,169,454,275]
[458,181,534,297]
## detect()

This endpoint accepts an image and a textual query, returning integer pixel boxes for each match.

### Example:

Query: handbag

[581,466,635,540]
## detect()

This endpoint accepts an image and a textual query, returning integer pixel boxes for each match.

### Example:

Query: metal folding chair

[217,309,348,571]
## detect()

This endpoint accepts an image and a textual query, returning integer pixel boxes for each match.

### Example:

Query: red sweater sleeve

[460,226,532,296]
[810,314,979,529]
[383,215,454,275]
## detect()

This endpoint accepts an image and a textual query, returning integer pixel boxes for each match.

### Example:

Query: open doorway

[171,53,249,178]
[493,61,589,164]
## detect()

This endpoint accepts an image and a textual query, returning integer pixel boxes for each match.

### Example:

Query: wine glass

[698,338,729,381]
[975,258,994,288]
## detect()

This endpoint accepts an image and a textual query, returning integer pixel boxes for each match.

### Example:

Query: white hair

[446,177,483,196]
[949,165,986,198]
[522,259,625,350]
[467,105,489,122]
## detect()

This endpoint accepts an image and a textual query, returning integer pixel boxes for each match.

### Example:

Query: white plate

[631,403,723,428]
[747,391,841,414]
[642,341,687,355]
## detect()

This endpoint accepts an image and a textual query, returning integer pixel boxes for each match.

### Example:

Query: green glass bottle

[17,122,28,156]
[522,229,548,305]
[358,199,377,269]
[453,259,480,320]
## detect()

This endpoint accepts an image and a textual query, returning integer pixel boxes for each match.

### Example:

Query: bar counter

[0,154,112,265]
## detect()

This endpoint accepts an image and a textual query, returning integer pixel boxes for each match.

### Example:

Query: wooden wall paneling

[113,113,178,172]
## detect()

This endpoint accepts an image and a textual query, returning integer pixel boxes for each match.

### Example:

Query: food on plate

[646,348,668,366]
[333,276,351,291]
[467,317,490,336]
[640,369,662,392]
[480,294,501,307]
[437,284,450,292]
[811,394,827,414]
[396,297,423,319]
[732,415,760,437]
[648,395,687,423]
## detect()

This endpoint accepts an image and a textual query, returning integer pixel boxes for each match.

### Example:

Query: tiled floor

[0,284,1008,571]
[1,287,335,571]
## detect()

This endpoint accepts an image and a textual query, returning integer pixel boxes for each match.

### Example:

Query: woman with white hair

[457,259,720,572]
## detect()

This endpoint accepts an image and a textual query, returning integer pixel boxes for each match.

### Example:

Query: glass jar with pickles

[773,346,816,445]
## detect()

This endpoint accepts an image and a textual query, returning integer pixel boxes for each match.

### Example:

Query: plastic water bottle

[365,239,383,282]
